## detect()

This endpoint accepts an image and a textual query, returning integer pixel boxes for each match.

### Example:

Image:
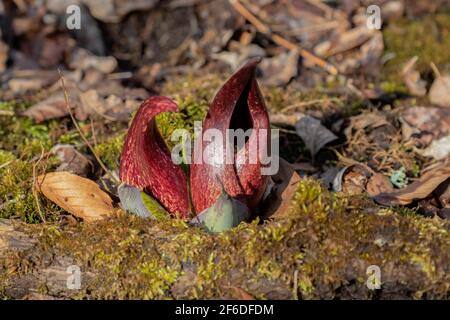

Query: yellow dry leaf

[36,171,114,222]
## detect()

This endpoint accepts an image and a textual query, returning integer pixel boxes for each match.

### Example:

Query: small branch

[228,0,338,75]
[430,61,441,78]
[0,110,15,116]
[32,145,46,223]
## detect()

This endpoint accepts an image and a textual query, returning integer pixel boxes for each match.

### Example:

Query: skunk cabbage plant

[119,58,271,231]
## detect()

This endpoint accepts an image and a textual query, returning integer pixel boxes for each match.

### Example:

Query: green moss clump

[9,178,446,299]
[0,151,61,222]
[383,13,450,83]
[93,134,125,171]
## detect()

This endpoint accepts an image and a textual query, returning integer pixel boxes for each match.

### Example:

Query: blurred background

[1,0,450,98]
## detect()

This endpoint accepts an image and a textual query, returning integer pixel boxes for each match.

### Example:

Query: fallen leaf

[314,26,374,58]
[332,165,371,194]
[429,75,450,108]
[259,50,299,86]
[68,48,117,74]
[50,144,92,177]
[212,42,265,71]
[344,111,388,140]
[36,171,115,222]
[0,41,8,73]
[81,0,159,23]
[22,91,80,123]
[227,286,255,300]
[366,173,394,197]
[360,31,384,74]
[260,157,301,219]
[402,57,427,97]
[295,115,337,158]
[400,106,450,157]
[418,135,450,160]
[374,165,450,206]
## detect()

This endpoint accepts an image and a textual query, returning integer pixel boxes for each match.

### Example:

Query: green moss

[383,13,450,83]
[93,134,125,171]
[2,177,450,299]
[0,153,61,222]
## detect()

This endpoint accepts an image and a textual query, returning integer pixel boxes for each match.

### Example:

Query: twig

[430,61,441,78]
[58,69,120,185]
[32,144,46,223]
[0,110,15,116]
[0,159,15,170]
[281,97,341,112]
[293,269,299,300]
[228,0,338,75]
[90,118,98,147]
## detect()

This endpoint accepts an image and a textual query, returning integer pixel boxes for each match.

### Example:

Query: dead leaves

[0,41,8,73]
[402,57,427,97]
[36,172,115,222]
[366,173,394,197]
[314,26,375,58]
[375,165,450,206]
[429,75,450,108]
[295,115,337,159]
[400,106,450,160]
[22,91,79,123]
[331,163,393,197]
[260,157,301,219]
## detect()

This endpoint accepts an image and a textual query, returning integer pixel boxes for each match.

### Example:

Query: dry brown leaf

[227,286,255,300]
[374,166,450,206]
[261,157,301,219]
[260,50,299,86]
[402,57,427,97]
[69,48,117,74]
[0,41,8,73]
[314,26,374,58]
[401,106,450,144]
[366,173,394,197]
[51,144,92,177]
[22,92,80,123]
[429,75,450,108]
[36,171,114,222]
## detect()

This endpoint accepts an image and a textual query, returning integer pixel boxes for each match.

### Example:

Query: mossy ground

[382,13,450,88]
[2,179,450,299]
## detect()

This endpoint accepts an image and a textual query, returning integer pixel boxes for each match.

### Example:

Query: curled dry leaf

[259,50,299,86]
[402,57,427,97]
[366,173,394,197]
[375,165,450,206]
[259,157,301,219]
[429,75,450,108]
[36,171,115,222]
[332,165,370,194]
